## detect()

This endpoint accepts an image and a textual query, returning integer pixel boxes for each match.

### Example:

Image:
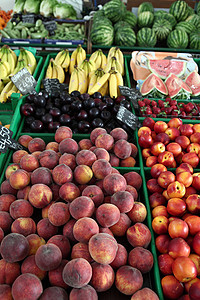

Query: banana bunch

[79,59,96,78]
[69,66,87,94]
[104,56,123,75]
[88,68,109,96]
[18,48,37,75]
[54,49,70,72]
[45,58,65,84]
[107,47,124,75]
[89,49,107,70]
[109,68,124,99]
[0,81,18,103]
[0,45,17,77]
[69,45,86,74]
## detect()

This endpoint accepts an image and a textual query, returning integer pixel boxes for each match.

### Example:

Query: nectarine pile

[0,126,159,299]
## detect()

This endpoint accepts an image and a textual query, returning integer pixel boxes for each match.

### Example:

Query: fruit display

[0,126,160,299]
[0,9,13,30]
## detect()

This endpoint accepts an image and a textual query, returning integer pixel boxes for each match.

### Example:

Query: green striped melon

[138,2,154,15]
[186,14,200,26]
[115,27,136,46]
[93,17,112,27]
[197,1,200,16]
[114,21,131,32]
[188,5,195,16]
[103,0,126,23]
[137,27,157,47]
[93,10,105,21]
[152,19,172,40]
[169,0,189,22]
[124,11,137,28]
[154,10,167,18]
[137,11,154,28]
[175,21,195,34]
[156,13,177,29]
[190,30,200,49]
[167,29,189,49]
[91,23,114,46]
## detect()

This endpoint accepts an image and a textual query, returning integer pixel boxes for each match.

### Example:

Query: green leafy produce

[24,0,41,14]
[13,0,26,13]
[53,3,77,19]
[40,0,58,17]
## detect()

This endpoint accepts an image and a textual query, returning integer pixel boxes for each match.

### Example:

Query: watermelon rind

[138,2,154,15]
[140,73,168,96]
[137,11,154,28]
[152,19,172,41]
[185,71,200,96]
[148,60,187,79]
[165,73,192,98]
[169,0,189,22]
[190,29,200,50]
[167,29,189,49]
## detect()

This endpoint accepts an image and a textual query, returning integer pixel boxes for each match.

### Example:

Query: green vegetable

[14,0,26,13]
[53,3,77,19]
[40,0,58,17]
[24,0,41,14]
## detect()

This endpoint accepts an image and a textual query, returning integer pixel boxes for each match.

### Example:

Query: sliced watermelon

[148,59,186,79]
[165,73,192,98]
[140,73,168,96]
[185,71,200,96]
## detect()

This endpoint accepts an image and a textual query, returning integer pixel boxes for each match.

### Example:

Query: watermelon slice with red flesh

[140,73,168,96]
[148,59,186,79]
[185,71,200,96]
[165,73,192,98]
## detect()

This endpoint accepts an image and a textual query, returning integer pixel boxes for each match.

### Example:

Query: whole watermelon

[155,12,177,28]
[124,11,137,28]
[190,30,200,49]
[93,9,105,21]
[137,11,154,28]
[137,27,157,47]
[91,21,114,46]
[169,0,189,22]
[114,21,131,32]
[197,1,200,16]
[167,29,189,49]
[115,27,136,46]
[175,21,195,34]
[103,0,126,23]
[138,2,154,15]
[153,19,172,40]
[186,14,200,27]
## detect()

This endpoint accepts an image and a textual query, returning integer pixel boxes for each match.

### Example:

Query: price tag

[0,125,25,153]
[117,106,140,130]
[22,14,35,24]
[11,68,37,95]
[43,78,60,95]
[119,86,141,109]
[44,21,57,36]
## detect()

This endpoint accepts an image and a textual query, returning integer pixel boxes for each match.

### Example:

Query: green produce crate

[0,130,163,300]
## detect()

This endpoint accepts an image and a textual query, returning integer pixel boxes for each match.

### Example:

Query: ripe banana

[89,72,110,95]
[69,47,78,74]
[55,50,67,66]
[69,67,78,94]
[109,72,118,98]
[101,53,107,70]
[18,48,28,66]
[0,61,9,79]
[45,60,53,79]
[77,67,87,94]
[79,59,89,77]
[6,84,18,99]
[88,72,97,94]
[0,80,4,93]
[53,61,65,83]
[99,80,108,96]
[0,81,15,103]
[7,49,16,73]
[104,58,112,73]
[116,48,124,76]
[76,44,86,67]
[115,71,124,96]
[0,47,8,64]
[107,47,117,61]
[26,50,37,74]
[62,50,70,70]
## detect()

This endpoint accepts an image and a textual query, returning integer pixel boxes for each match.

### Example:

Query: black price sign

[11,68,37,95]
[22,14,35,24]
[117,106,140,130]
[43,78,60,95]
[44,21,57,36]
[119,86,141,109]
[0,125,25,153]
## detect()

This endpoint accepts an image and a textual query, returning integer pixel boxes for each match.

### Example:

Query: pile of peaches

[0,126,159,299]
[140,117,200,299]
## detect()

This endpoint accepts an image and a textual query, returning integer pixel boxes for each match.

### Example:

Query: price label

[117,106,140,130]
[0,125,25,153]
[43,78,60,95]
[119,86,141,109]
[44,21,57,36]
[22,14,35,24]
[11,68,37,95]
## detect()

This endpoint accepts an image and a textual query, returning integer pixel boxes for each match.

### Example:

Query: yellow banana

[109,73,118,98]
[0,81,14,103]
[3,61,11,75]
[101,53,107,70]
[45,60,53,79]
[10,48,17,66]
[104,58,112,73]
[88,69,95,81]
[89,72,110,95]
[55,50,66,66]
[95,52,102,69]
[107,47,117,61]
[76,45,86,67]
[69,67,78,94]
[77,68,87,94]
[69,48,78,74]
[113,57,123,75]
[79,59,89,77]
[0,80,4,93]
[116,48,124,75]
[61,50,70,70]
[0,48,4,60]
[0,47,8,64]
[88,72,97,94]
[89,50,99,63]
[7,50,16,73]
[18,49,28,65]
[25,50,37,74]
[52,60,58,79]
[6,84,18,99]
[53,61,65,83]
[115,71,124,96]
[0,62,8,79]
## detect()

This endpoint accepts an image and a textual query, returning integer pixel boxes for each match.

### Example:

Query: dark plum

[59,114,71,125]
[101,110,111,121]
[105,97,114,108]
[78,121,91,133]
[46,101,54,111]
[54,98,61,108]
[25,116,35,127]
[30,120,44,132]
[35,108,46,118]
[70,100,82,111]
[33,96,46,107]
[115,95,126,104]
[89,107,99,119]
[41,113,53,124]
[71,91,81,97]
[48,122,60,132]
[94,98,102,107]
[60,93,73,104]
[61,105,70,114]
[92,92,102,99]
[26,94,35,103]
[80,93,90,101]
[51,91,60,98]
[38,91,49,99]
[98,102,107,111]
[77,110,88,120]
[71,119,78,129]
[120,100,131,110]
[91,118,104,128]
[49,107,61,119]
[21,104,35,116]
[83,98,95,109]
[113,104,120,113]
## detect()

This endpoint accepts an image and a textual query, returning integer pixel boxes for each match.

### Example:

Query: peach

[93,147,110,161]
[0,259,20,284]
[5,163,20,179]
[50,183,60,201]
[172,256,197,283]
[113,139,131,159]
[69,196,95,220]
[63,219,77,243]
[189,254,200,276]
[0,227,4,243]
[0,211,12,233]
[35,243,62,271]
[189,280,200,300]
[90,262,115,292]
[110,243,127,269]
[157,171,176,189]
[161,275,184,299]
[32,151,42,159]
[126,185,138,200]
[138,126,152,137]
[47,235,71,259]
[190,132,200,143]
[146,155,158,167]
[90,127,107,144]
[115,265,143,295]
[109,213,131,236]
[147,178,164,194]
[0,233,29,263]
[127,223,151,248]
[59,182,80,202]
[152,205,168,218]
[26,234,45,256]
[18,135,33,148]
[156,234,171,254]
[55,126,72,143]
[82,185,104,207]
[165,127,180,140]
[0,180,17,195]
[185,194,200,214]
[38,150,59,169]
[46,141,59,152]
[167,181,186,199]
[185,215,200,235]
[109,153,120,167]
[176,171,193,188]
[88,233,118,264]
[92,159,112,180]
[59,153,76,170]
[99,227,114,236]
[111,191,134,213]
[21,255,46,280]
[48,202,70,226]
[120,156,136,167]
[11,217,36,236]
[0,194,16,212]
[17,185,31,200]
[48,259,68,289]
[76,150,97,166]
[182,152,199,168]
[28,137,45,153]
[103,173,127,195]
[62,258,92,288]
[9,169,30,190]
[28,183,52,209]
[167,198,186,216]
[31,167,52,186]
[59,138,78,155]
[42,201,55,218]
[152,215,169,235]
[0,284,12,299]
[150,164,167,179]
[71,242,93,262]
[20,154,39,172]
[12,150,28,163]
[40,287,68,300]
[70,285,97,300]
[74,165,93,185]
[128,246,154,273]
[130,143,138,157]
[127,202,147,223]
[131,287,159,300]
[95,133,114,151]
[95,203,120,227]
[79,139,93,150]
[110,127,128,141]
[168,237,190,259]
[12,273,43,300]
[124,172,142,190]
[37,218,58,240]
[158,253,174,275]
[149,192,166,208]
[73,217,99,243]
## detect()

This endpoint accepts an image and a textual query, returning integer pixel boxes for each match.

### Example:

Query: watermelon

[115,27,136,46]
[185,71,200,96]
[165,73,192,99]
[140,73,168,98]
[93,10,105,21]
[190,30,200,50]
[124,11,137,28]
[138,2,154,15]
[186,14,200,26]
[175,21,195,34]
[167,29,189,49]
[187,5,195,16]
[90,22,114,46]
[137,11,154,28]
[169,0,189,22]
[114,21,131,32]
[137,28,157,47]
[197,1,200,16]
[152,19,172,40]
[154,10,166,18]
[148,59,186,79]
[103,0,126,23]
[158,13,177,29]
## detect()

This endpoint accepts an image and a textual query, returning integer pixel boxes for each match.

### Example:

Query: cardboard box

[127,0,196,10]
